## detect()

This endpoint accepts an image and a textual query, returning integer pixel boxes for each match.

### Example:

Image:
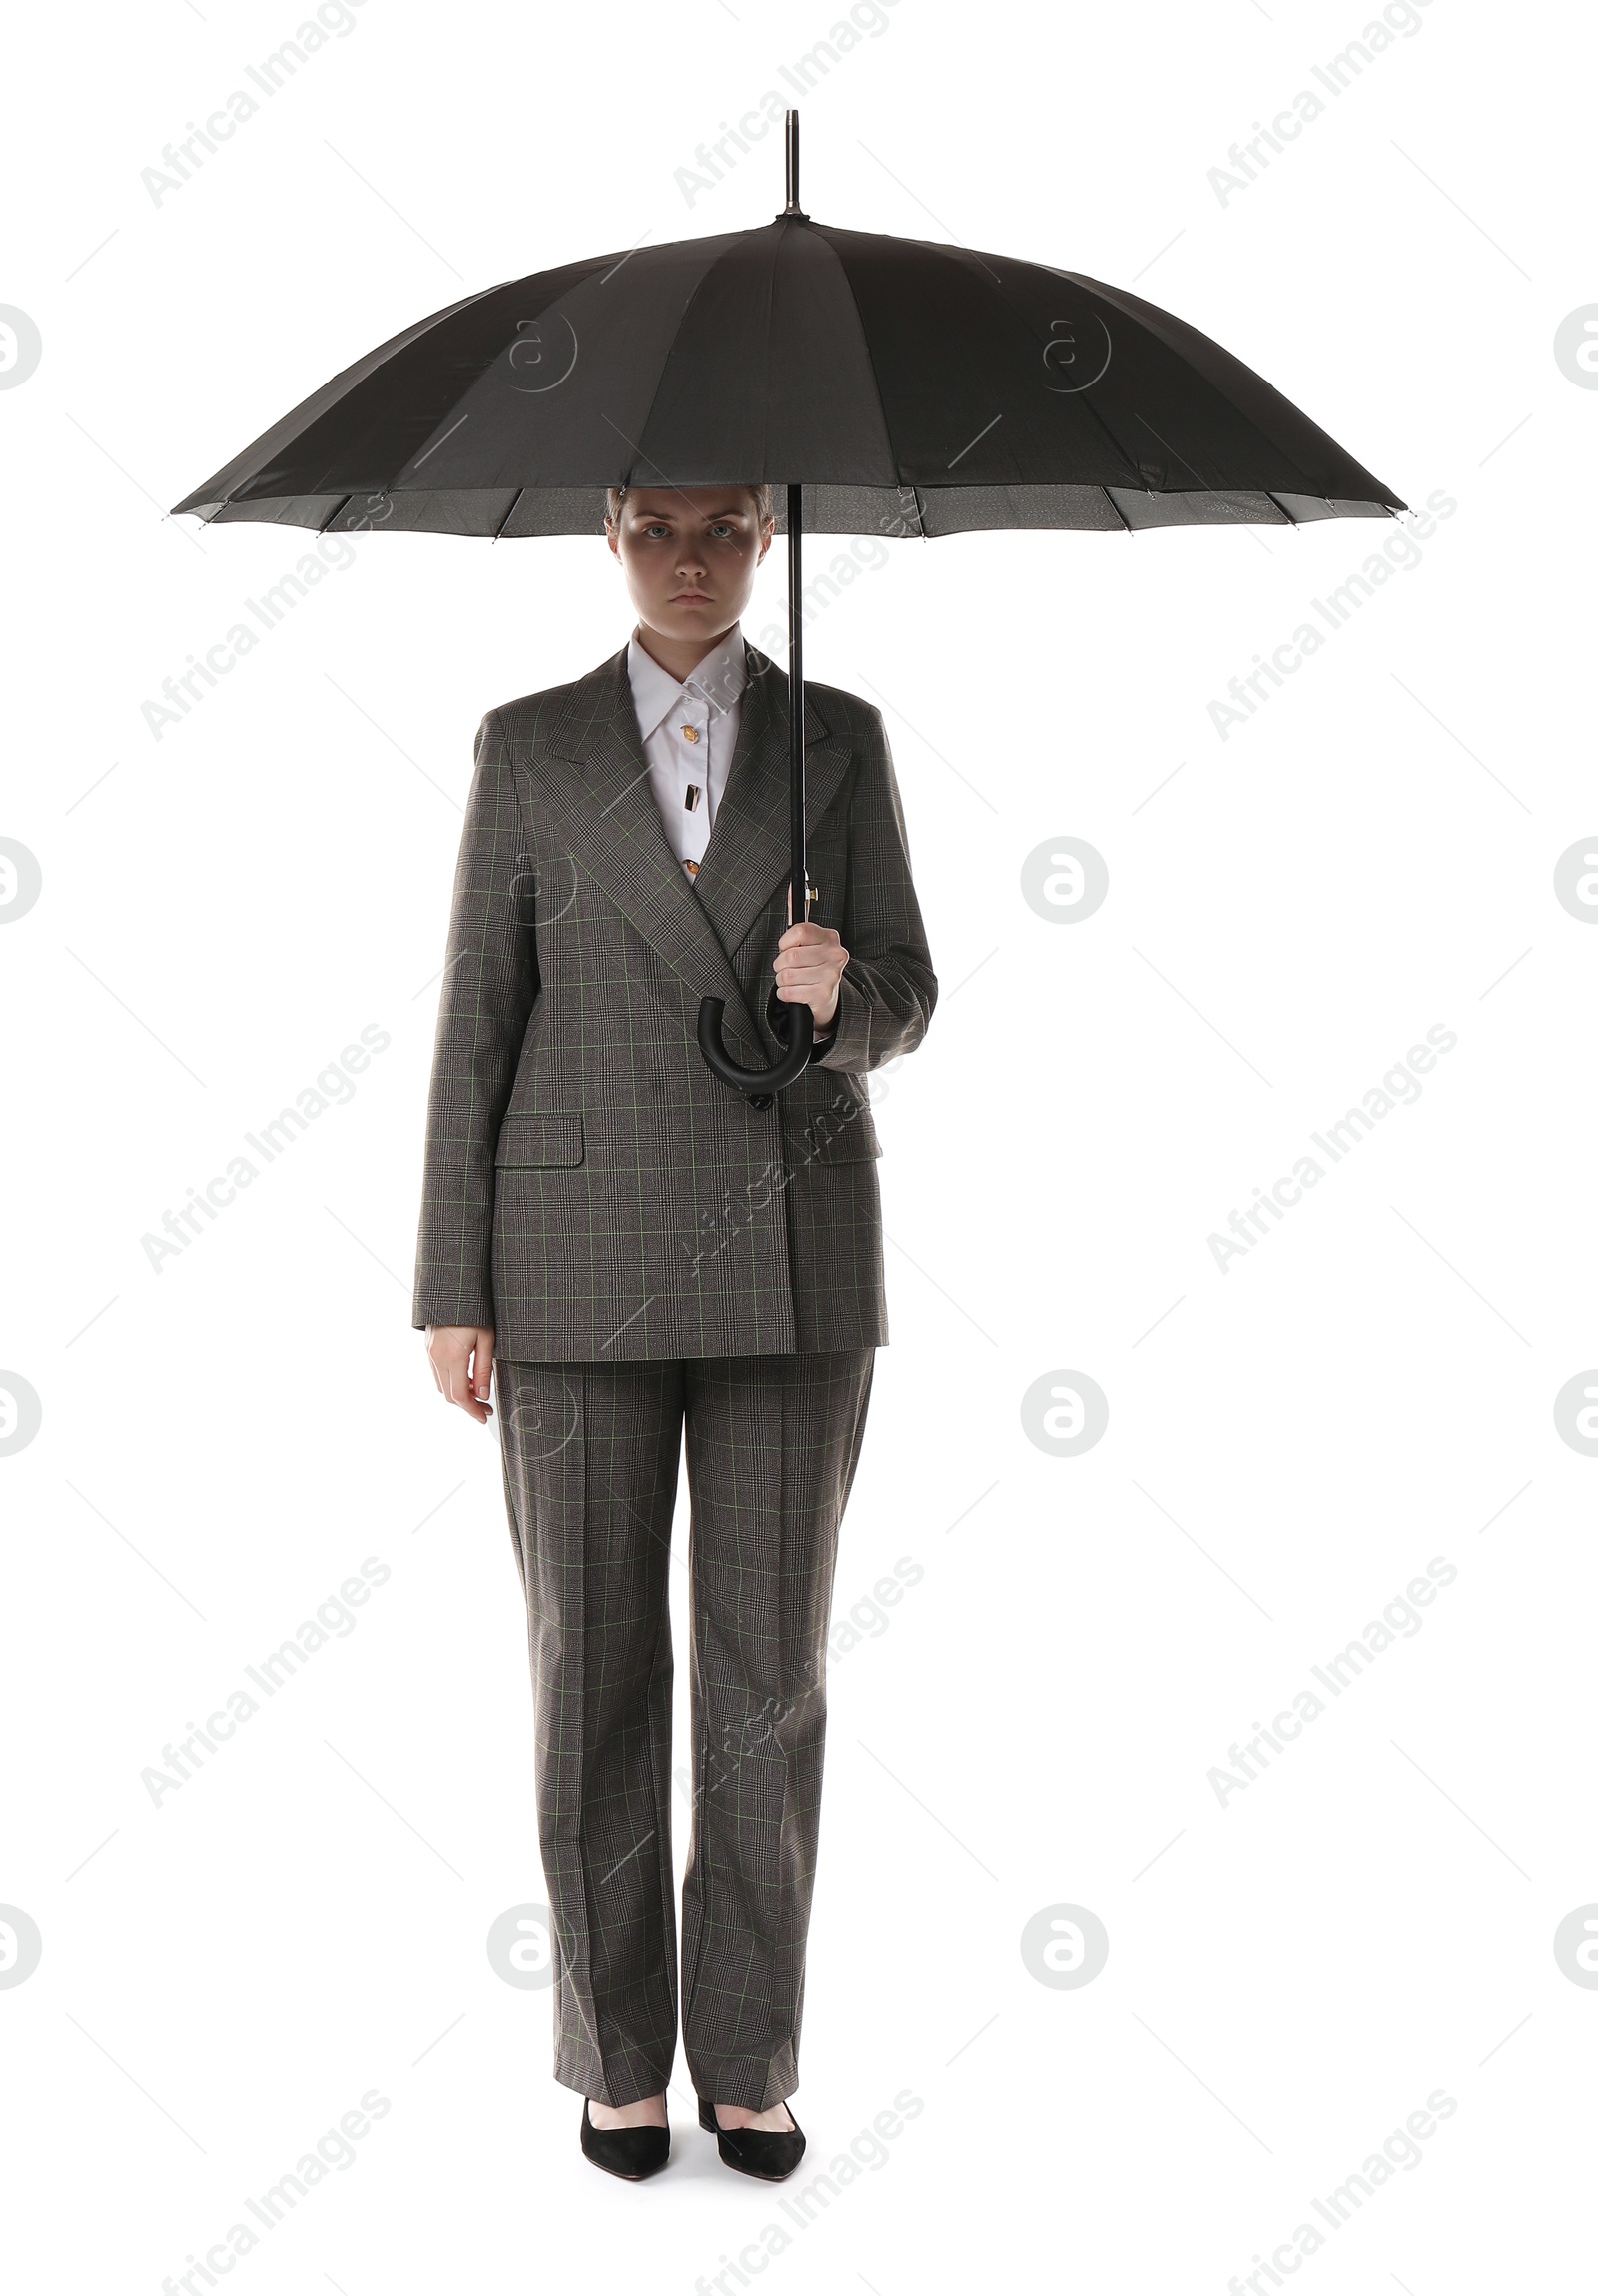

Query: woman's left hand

[774,890,848,1029]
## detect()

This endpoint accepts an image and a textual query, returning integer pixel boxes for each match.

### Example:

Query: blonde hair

[605,482,774,526]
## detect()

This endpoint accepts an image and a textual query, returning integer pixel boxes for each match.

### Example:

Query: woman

[412,479,936,2180]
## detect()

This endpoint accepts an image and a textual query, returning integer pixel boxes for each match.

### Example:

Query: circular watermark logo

[0,1373,42,1457]
[0,308,42,390]
[486,1902,556,1989]
[1021,837,1109,924]
[1553,1373,1598,1456]
[1041,313,1113,394]
[505,314,579,394]
[1020,1902,1109,1989]
[1553,838,1598,922]
[0,1906,43,1988]
[0,840,42,923]
[1553,306,1598,389]
[1553,1904,1598,1987]
[1552,1368,1598,1460]
[1020,1369,1109,1456]
[498,1374,579,1464]
[508,851,580,928]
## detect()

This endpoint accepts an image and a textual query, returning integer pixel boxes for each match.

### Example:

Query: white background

[3,0,1594,2288]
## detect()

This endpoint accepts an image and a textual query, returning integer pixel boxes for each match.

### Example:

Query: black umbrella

[173,112,1404,1100]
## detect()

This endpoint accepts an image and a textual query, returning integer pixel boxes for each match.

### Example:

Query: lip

[671,590,712,603]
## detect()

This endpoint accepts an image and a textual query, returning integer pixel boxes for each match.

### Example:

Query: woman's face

[607,486,773,654]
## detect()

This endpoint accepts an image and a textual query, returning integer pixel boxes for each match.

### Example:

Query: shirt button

[680,723,701,744]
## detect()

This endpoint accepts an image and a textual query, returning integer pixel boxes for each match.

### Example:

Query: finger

[473,1330,495,1407]
[777,955,846,989]
[439,1348,480,1416]
[780,941,844,967]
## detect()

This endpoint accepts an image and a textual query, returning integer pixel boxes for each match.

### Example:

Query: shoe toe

[698,2099,806,2181]
[580,2100,671,2180]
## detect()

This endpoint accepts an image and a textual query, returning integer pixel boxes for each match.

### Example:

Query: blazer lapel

[690,643,854,962]
[525,649,766,1056]
[523,641,854,1062]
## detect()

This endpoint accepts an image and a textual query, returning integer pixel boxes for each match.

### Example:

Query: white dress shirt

[626,624,747,882]
[625,622,834,1044]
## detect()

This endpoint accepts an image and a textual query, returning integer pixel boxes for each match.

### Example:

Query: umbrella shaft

[787,481,808,926]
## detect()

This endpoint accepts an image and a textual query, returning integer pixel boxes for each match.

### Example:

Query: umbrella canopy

[172,114,1404,1100]
[172,198,1402,544]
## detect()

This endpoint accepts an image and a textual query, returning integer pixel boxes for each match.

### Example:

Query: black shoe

[580,2097,671,2181]
[698,2096,806,2181]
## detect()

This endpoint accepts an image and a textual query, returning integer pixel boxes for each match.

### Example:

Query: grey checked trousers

[494,1347,876,2110]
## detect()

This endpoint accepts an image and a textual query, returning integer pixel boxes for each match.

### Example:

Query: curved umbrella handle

[692,475,818,1112]
[697,995,814,1111]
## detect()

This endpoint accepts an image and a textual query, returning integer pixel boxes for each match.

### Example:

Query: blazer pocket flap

[494,1112,585,1168]
[787,1095,882,1162]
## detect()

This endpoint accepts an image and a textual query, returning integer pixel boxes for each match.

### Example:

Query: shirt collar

[626,624,747,743]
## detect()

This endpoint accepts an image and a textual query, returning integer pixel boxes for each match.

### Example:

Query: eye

[643,523,669,537]
[709,522,738,538]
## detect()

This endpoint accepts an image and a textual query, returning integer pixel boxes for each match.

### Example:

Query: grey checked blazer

[411,641,937,1361]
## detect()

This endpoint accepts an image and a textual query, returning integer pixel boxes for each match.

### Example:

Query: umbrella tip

[780,106,808,220]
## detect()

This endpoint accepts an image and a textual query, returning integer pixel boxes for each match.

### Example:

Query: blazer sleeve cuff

[765,982,837,1047]
[411,1292,495,1334]
[811,973,869,1069]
